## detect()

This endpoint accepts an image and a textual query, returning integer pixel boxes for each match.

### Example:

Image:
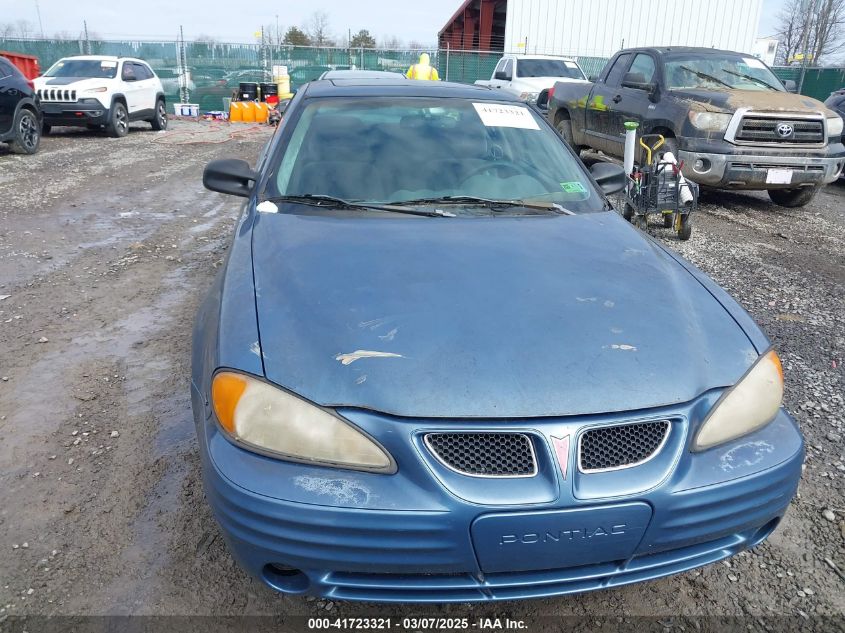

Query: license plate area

[471,502,652,573]
[766,168,793,184]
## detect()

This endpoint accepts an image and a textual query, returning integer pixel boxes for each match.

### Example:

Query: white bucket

[174,103,199,117]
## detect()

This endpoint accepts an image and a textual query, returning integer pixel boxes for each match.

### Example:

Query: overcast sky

[4,0,787,44]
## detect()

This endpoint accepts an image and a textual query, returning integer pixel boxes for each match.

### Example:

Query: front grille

[424,432,537,477]
[579,420,669,472]
[37,88,77,102]
[730,162,825,172]
[735,116,823,144]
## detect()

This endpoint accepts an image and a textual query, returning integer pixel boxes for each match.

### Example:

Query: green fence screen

[1,37,842,110]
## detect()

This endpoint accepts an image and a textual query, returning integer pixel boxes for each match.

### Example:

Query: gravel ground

[0,121,843,631]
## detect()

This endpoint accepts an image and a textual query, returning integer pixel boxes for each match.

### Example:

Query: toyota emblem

[776,123,794,138]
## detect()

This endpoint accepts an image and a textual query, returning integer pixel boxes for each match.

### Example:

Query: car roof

[302,79,519,101]
[320,70,406,79]
[623,46,752,57]
[511,54,577,62]
[57,55,147,64]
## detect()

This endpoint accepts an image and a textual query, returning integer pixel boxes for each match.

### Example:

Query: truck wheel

[768,187,819,208]
[556,119,576,150]
[106,102,129,138]
[9,108,40,154]
[149,98,167,131]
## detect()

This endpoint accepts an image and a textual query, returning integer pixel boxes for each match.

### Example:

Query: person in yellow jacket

[406,53,440,80]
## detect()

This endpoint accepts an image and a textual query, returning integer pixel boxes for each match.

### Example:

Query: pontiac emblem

[776,122,794,138]
[551,435,570,479]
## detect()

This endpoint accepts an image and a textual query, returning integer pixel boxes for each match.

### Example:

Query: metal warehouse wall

[504,0,764,58]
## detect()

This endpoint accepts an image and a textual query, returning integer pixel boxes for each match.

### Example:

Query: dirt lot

[0,120,843,631]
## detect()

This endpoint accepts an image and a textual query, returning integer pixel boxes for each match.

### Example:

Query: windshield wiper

[384,195,575,215]
[263,194,456,218]
[679,65,734,90]
[720,68,778,91]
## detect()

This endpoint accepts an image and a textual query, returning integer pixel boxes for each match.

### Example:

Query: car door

[135,63,158,112]
[604,53,658,157]
[585,53,631,153]
[0,58,18,135]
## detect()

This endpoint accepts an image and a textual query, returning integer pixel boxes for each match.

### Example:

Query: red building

[438,0,508,52]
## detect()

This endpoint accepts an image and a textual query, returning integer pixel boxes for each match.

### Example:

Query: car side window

[139,63,154,80]
[503,59,513,79]
[603,53,632,87]
[0,58,13,79]
[121,62,137,81]
[627,54,656,83]
[493,59,506,75]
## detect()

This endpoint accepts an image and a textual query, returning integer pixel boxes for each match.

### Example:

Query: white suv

[34,55,167,137]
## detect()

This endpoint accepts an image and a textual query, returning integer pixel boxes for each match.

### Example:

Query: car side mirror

[203,159,258,198]
[783,79,797,93]
[589,161,626,195]
[588,75,598,82]
[494,71,512,81]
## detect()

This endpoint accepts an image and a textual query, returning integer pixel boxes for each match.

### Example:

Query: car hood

[516,77,587,92]
[670,88,835,115]
[34,76,111,88]
[251,210,757,418]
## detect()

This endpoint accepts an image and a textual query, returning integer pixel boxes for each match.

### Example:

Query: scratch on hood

[335,350,404,365]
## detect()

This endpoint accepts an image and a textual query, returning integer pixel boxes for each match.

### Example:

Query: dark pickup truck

[546,46,845,207]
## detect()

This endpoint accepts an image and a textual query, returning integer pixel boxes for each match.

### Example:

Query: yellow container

[254,102,269,123]
[274,76,290,95]
[228,101,243,122]
[240,100,256,123]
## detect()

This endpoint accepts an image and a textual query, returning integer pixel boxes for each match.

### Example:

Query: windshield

[44,59,118,79]
[268,97,603,214]
[664,55,783,91]
[517,59,585,79]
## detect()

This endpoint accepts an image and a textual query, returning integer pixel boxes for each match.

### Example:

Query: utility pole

[797,0,818,94]
[83,20,90,54]
[34,0,45,38]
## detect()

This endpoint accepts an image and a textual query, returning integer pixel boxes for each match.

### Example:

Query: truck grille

[37,88,77,103]
[578,420,669,473]
[424,432,537,477]
[735,116,824,144]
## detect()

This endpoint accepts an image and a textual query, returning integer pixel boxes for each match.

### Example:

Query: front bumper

[679,148,845,189]
[195,387,803,602]
[41,100,109,126]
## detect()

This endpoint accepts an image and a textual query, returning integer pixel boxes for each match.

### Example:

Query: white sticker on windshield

[743,57,766,69]
[564,61,578,69]
[473,103,540,130]
[101,61,117,68]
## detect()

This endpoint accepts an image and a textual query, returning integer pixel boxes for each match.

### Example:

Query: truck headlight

[692,350,783,451]
[211,371,394,472]
[688,111,732,132]
[80,87,109,93]
[827,116,843,137]
[519,92,539,103]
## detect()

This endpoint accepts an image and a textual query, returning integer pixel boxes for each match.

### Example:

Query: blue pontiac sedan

[192,78,803,602]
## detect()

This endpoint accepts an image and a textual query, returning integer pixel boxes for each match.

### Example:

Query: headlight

[827,115,843,137]
[211,371,394,472]
[692,350,783,451]
[688,111,732,132]
[518,91,539,103]
[81,87,108,93]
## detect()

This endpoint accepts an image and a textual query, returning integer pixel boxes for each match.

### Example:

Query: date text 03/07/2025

[307,617,528,630]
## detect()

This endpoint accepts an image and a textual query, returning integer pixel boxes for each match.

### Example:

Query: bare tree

[306,11,334,47]
[381,35,403,49]
[0,22,16,38]
[15,19,34,38]
[774,0,845,65]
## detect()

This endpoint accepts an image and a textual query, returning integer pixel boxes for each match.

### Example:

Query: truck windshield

[517,59,585,79]
[44,59,118,79]
[664,55,783,91]
[270,97,603,215]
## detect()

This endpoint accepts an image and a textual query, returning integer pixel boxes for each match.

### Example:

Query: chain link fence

[1,37,842,110]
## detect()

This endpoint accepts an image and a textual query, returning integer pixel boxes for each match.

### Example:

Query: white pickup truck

[474,54,588,106]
